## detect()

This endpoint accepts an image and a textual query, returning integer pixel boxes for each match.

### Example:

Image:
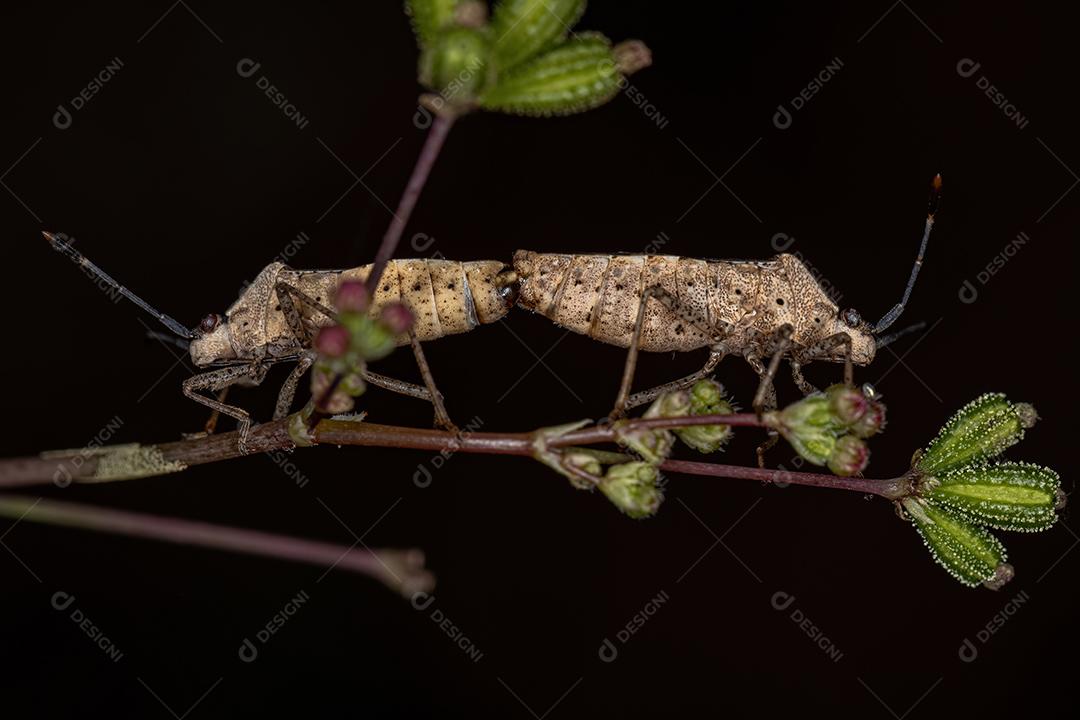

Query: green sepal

[903,497,1009,587]
[419,25,492,99]
[405,0,461,48]
[490,0,586,69]
[922,461,1061,532]
[479,33,621,116]
[918,393,1033,475]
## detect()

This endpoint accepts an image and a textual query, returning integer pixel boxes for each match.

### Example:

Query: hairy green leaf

[491,0,586,69]
[923,461,1061,532]
[903,497,1009,587]
[918,393,1036,475]
[479,33,621,116]
[406,0,461,48]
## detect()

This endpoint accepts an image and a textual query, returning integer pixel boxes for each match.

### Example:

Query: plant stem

[311,113,456,420]
[0,414,911,499]
[367,113,456,295]
[0,494,434,596]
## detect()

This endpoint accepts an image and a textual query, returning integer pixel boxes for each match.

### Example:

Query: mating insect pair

[43,175,939,455]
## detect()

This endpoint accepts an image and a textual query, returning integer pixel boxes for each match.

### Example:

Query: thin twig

[0,414,911,499]
[312,113,456,420]
[0,494,434,597]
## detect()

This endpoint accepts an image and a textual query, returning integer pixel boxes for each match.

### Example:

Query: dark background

[1,1,1076,717]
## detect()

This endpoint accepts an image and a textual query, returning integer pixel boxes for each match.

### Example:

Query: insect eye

[198,314,221,334]
[842,309,862,328]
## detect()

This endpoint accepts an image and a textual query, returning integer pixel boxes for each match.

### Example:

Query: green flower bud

[691,378,723,407]
[479,34,622,116]
[340,313,397,362]
[340,372,367,397]
[405,0,462,48]
[765,394,842,466]
[665,379,734,454]
[653,388,691,417]
[921,461,1061,532]
[420,25,491,102]
[614,421,674,465]
[786,426,837,467]
[490,0,585,69]
[778,394,836,429]
[600,462,663,519]
[828,435,869,477]
[826,384,869,425]
[902,497,1009,588]
[564,451,602,479]
[918,393,1037,475]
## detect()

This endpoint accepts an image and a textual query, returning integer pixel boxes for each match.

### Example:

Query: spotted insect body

[512,250,876,365]
[190,258,514,365]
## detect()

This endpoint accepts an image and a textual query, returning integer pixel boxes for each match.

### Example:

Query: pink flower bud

[828,435,870,477]
[380,303,414,335]
[335,280,370,313]
[851,401,886,438]
[826,384,868,425]
[314,325,350,357]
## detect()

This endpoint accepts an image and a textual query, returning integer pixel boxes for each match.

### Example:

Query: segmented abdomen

[513,251,802,353]
[276,259,511,345]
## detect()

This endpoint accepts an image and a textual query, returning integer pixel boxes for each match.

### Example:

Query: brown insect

[512,175,941,432]
[43,231,516,451]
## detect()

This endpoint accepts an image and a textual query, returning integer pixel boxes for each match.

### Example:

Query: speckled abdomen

[512,251,831,354]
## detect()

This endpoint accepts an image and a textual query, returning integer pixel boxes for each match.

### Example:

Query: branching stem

[0,413,913,499]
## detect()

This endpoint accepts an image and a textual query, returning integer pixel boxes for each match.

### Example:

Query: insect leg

[273,281,437,411]
[274,350,318,420]
[182,364,267,453]
[204,386,230,434]
[788,361,817,396]
[798,332,854,387]
[745,352,781,468]
[408,331,456,431]
[610,285,725,419]
[750,324,794,415]
[623,350,725,414]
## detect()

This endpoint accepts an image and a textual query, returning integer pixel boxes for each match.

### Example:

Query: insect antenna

[872,173,942,334]
[145,330,195,351]
[875,320,927,350]
[42,231,194,339]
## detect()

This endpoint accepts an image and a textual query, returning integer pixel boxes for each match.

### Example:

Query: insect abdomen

[513,251,714,352]
[350,259,512,343]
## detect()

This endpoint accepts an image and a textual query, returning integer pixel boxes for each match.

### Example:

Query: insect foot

[898,393,1061,588]
[761,385,886,476]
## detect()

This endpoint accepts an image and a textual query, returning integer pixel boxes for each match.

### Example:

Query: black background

[1,2,1077,717]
